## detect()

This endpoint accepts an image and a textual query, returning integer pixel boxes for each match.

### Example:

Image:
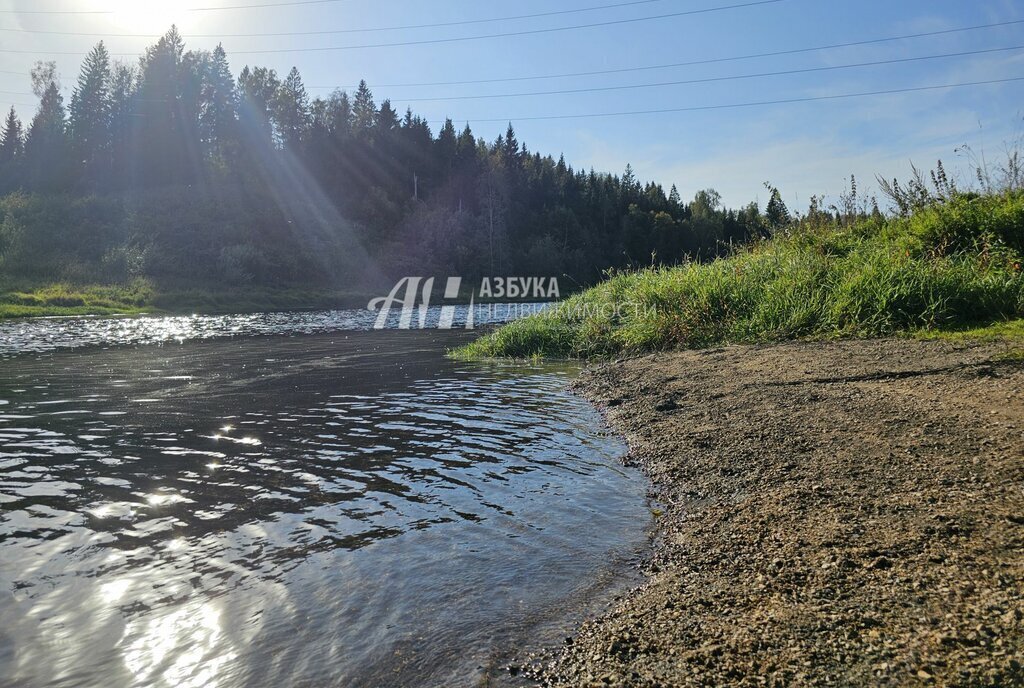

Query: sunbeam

[90,0,191,33]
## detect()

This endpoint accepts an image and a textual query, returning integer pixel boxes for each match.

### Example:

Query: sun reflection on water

[123,602,237,688]
[0,326,647,686]
[99,578,133,604]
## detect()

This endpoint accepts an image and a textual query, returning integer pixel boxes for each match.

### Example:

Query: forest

[0,28,776,294]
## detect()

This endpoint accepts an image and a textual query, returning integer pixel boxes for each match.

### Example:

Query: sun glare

[95,0,191,34]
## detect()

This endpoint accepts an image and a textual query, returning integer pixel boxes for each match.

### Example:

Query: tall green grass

[458,191,1024,359]
[0,281,155,318]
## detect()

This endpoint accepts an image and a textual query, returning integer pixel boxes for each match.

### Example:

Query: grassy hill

[458,190,1024,359]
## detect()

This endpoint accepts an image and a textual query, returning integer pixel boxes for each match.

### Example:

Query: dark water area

[0,315,649,687]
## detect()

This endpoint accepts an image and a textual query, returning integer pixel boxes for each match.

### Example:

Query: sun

[94,0,192,34]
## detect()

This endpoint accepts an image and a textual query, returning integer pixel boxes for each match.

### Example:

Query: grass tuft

[0,280,155,318]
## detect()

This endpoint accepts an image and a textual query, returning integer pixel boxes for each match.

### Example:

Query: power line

[430,75,1024,123]
[392,45,1024,102]
[3,43,1016,101]
[1,16,1019,85]
[3,76,1018,124]
[0,0,354,15]
[0,0,669,37]
[314,18,1024,89]
[0,0,786,55]
[20,76,960,121]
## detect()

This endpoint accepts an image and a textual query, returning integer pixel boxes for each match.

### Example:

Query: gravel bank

[525,338,1024,686]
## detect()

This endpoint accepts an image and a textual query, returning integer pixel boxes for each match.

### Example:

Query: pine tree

[69,42,112,185]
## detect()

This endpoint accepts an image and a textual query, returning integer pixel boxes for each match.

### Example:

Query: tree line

[0,28,773,289]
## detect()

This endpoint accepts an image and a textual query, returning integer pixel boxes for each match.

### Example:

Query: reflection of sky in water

[0,329,647,687]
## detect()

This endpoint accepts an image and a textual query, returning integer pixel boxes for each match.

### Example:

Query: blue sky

[0,0,1022,209]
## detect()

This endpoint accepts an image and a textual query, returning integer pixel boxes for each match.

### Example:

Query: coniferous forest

[0,29,770,294]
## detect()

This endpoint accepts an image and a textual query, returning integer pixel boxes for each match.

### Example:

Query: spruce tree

[0,107,23,163]
[622,163,639,201]
[376,99,398,133]
[69,42,112,185]
[328,90,352,139]
[764,183,791,229]
[502,123,519,166]
[238,65,280,144]
[0,28,775,285]
[24,82,70,190]
[108,62,136,188]
[200,43,237,159]
[436,118,457,170]
[137,27,187,184]
[352,80,375,134]
[275,66,309,148]
[0,106,23,192]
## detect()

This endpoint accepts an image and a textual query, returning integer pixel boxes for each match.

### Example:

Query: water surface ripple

[0,303,545,356]
[0,323,647,687]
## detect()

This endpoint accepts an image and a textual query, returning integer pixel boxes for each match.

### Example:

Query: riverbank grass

[917,318,1024,360]
[0,282,154,318]
[457,190,1024,359]
[0,281,373,319]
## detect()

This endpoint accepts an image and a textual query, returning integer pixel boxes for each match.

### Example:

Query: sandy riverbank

[520,338,1023,686]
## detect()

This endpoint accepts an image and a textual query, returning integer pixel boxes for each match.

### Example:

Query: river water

[0,308,648,687]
